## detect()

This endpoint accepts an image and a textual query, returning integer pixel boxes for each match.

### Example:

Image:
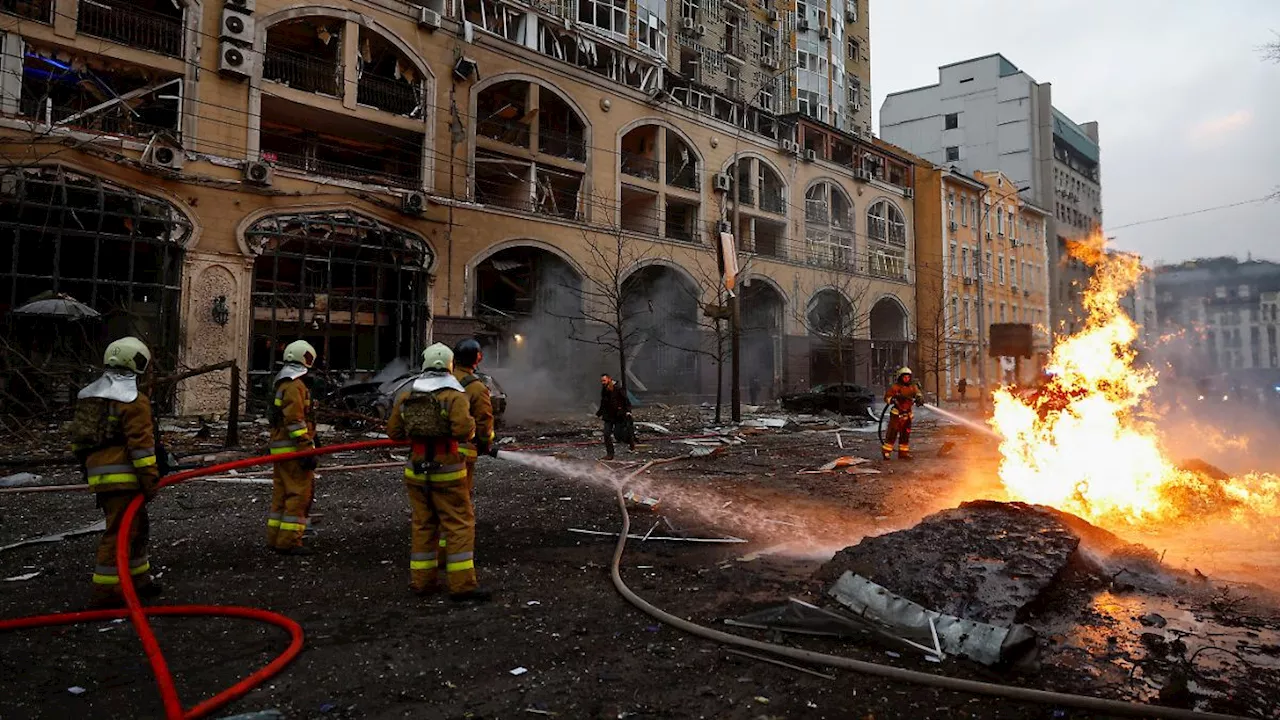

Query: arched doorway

[473,244,582,368]
[245,210,433,394]
[740,279,784,403]
[621,264,700,396]
[870,296,909,388]
[807,289,857,387]
[0,165,191,412]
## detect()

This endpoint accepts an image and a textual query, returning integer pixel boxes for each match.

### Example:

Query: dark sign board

[989,323,1033,358]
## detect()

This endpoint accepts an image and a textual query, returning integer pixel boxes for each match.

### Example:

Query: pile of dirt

[816,500,1100,625]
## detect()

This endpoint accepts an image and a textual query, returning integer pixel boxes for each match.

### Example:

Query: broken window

[0,165,191,412]
[77,0,184,57]
[2,0,52,23]
[804,181,854,270]
[664,198,698,242]
[264,18,343,97]
[259,96,423,188]
[578,0,627,35]
[246,211,433,391]
[18,44,182,139]
[620,185,660,235]
[355,27,424,117]
[867,200,907,281]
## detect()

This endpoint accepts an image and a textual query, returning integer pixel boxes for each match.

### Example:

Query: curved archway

[806,288,859,387]
[244,210,434,391]
[804,179,856,270]
[471,242,583,363]
[867,198,908,280]
[621,263,701,395]
[618,121,702,241]
[741,278,785,402]
[870,295,910,388]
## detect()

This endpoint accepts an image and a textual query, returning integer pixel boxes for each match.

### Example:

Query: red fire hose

[0,439,404,720]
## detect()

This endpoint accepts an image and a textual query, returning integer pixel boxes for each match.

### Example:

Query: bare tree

[794,261,874,391]
[558,194,657,395]
[913,271,962,403]
[1263,30,1280,63]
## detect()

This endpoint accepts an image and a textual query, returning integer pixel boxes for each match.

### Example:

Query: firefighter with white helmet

[70,336,163,608]
[882,366,922,460]
[386,343,489,601]
[266,339,319,554]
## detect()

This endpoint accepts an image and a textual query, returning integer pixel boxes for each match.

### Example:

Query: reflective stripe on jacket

[453,367,494,459]
[269,378,315,455]
[77,394,159,495]
[387,386,475,486]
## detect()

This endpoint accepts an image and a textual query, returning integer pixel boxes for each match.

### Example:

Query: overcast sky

[870,0,1280,266]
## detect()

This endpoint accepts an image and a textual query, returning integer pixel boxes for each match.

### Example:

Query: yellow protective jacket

[452,366,494,460]
[885,381,922,417]
[387,385,475,485]
[270,377,316,455]
[77,395,160,496]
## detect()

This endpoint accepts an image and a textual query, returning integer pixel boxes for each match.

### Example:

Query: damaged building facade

[0,0,913,414]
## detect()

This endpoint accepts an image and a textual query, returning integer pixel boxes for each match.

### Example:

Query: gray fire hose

[608,468,1248,720]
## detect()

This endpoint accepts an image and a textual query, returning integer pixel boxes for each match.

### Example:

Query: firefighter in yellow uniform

[452,338,496,489]
[267,340,319,555]
[387,343,490,602]
[71,337,163,609]
[882,367,922,461]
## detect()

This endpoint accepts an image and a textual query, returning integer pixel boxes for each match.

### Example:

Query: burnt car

[780,382,875,416]
[330,365,507,425]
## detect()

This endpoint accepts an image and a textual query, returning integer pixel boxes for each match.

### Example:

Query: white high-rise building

[879,54,1102,334]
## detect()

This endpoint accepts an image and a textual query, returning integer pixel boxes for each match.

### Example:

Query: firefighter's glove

[298,454,319,472]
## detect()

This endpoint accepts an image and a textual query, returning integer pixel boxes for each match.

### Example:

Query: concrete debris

[743,417,789,429]
[688,446,725,458]
[1139,613,1168,628]
[828,573,1038,667]
[509,667,529,676]
[819,456,869,471]
[1,520,107,552]
[622,491,661,511]
[634,422,671,434]
[3,571,41,582]
[567,528,747,543]
[66,686,86,696]
[498,437,516,445]
[817,500,1084,627]
[0,472,44,488]
[844,467,881,476]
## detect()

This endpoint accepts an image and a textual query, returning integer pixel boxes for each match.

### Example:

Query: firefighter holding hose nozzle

[882,367,922,461]
[388,343,491,603]
[266,340,320,556]
[70,337,163,609]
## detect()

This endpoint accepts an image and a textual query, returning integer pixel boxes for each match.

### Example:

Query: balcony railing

[538,131,587,162]
[264,151,420,189]
[263,47,342,97]
[77,0,183,57]
[16,100,179,140]
[2,0,51,22]
[621,152,659,181]
[476,117,530,149]
[356,74,421,117]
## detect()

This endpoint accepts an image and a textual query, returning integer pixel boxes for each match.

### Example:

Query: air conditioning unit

[844,8,856,22]
[219,42,255,78]
[964,328,973,337]
[681,17,695,31]
[1024,289,1031,298]
[963,277,974,286]
[400,191,427,215]
[767,9,778,22]
[695,23,707,36]
[949,221,958,231]
[797,19,810,32]
[903,188,914,199]
[818,27,830,40]
[761,53,778,69]
[243,160,273,185]
[712,173,732,193]
[224,0,255,13]
[417,7,441,29]
[804,149,817,162]
[220,8,254,43]
[146,141,184,171]
[854,168,871,182]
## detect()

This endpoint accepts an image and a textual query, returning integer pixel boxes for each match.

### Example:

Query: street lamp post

[974,183,1031,411]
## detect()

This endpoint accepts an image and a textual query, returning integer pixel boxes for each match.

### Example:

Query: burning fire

[990,233,1280,527]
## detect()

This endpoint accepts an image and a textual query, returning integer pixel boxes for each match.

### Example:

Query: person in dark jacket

[596,374,634,460]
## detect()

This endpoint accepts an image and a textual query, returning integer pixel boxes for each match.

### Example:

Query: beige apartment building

[914,166,1049,401]
[0,0,915,415]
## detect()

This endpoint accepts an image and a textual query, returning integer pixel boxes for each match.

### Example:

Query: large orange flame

[990,233,1280,528]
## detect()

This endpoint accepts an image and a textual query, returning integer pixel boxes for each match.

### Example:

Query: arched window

[473,79,588,219]
[257,14,431,189]
[619,124,700,242]
[867,200,907,281]
[724,155,787,259]
[804,181,855,270]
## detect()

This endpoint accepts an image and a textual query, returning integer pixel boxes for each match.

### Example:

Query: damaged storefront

[0,165,191,416]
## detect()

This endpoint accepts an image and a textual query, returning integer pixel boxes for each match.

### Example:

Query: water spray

[919,403,1003,439]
